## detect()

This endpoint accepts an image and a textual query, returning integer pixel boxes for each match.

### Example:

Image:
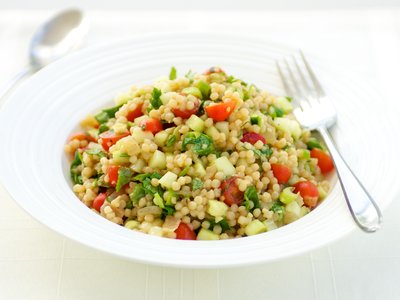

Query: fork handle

[317,126,382,232]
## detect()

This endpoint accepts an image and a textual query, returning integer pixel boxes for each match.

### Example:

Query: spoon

[0,9,89,101]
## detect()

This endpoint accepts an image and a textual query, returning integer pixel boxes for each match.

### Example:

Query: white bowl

[0,32,396,268]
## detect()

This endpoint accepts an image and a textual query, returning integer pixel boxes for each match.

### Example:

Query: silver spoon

[0,9,89,101]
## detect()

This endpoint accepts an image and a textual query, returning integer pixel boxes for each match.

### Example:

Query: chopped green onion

[306,138,323,150]
[250,115,262,126]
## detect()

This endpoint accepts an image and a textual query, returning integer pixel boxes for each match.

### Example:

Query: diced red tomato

[175,222,197,240]
[203,66,225,75]
[205,100,236,122]
[99,130,130,151]
[68,132,96,143]
[107,165,120,187]
[240,132,266,145]
[139,118,163,134]
[92,193,107,212]
[294,181,319,208]
[311,148,334,174]
[172,99,200,119]
[126,103,143,121]
[221,176,244,206]
[271,164,292,184]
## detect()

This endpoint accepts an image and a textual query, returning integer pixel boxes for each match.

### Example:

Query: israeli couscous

[65,67,334,240]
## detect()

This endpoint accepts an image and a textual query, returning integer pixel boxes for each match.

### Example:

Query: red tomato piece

[240,132,266,145]
[175,222,197,240]
[126,103,144,121]
[99,130,130,151]
[68,132,96,143]
[107,165,120,187]
[203,66,225,75]
[205,100,236,122]
[271,164,292,184]
[221,176,244,206]
[311,148,335,174]
[92,193,107,212]
[139,118,163,134]
[172,99,200,119]
[294,181,319,208]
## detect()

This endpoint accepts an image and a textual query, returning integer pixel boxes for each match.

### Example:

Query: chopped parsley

[243,186,261,211]
[70,150,83,184]
[182,133,215,156]
[116,167,133,192]
[192,178,204,191]
[149,88,162,110]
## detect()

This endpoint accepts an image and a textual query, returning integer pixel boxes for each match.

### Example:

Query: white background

[1,3,400,300]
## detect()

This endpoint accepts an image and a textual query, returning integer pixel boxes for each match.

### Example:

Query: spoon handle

[0,67,32,106]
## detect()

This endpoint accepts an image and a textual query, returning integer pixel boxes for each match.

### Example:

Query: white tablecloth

[1,9,400,300]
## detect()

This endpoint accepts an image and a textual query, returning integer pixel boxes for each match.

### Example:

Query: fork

[276,51,382,233]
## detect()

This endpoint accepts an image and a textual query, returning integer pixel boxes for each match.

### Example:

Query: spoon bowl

[29,9,89,69]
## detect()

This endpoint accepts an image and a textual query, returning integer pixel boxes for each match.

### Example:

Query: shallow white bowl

[0,33,396,268]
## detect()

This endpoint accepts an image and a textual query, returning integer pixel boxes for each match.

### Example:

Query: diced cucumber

[274,117,302,140]
[207,200,228,217]
[131,158,145,173]
[159,171,178,189]
[214,121,229,136]
[160,92,173,105]
[196,81,211,99]
[149,150,166,169]
[275,96,294,113]
[124,220,140,229]
[112,151,130,164]
[283,201,301,224]
[197,228,219,240]
[186,115,205,132]
[154,131,169,147]
[318,185,328,200]
[214,156,235,177]
[279,187,298,204]
[205,126,219,139]
[182,87,203,99]
[245,220,267,236]
[263,220,278,231]
[300,206,310,217]
[115,92,133,105]
[153,193,165,208]
[209,73,225,83]
[194,160,206,177]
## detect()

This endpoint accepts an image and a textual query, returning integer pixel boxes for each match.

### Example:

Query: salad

[65,67,334,240]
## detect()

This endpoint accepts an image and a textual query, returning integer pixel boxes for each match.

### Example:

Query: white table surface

[1,9,400,300]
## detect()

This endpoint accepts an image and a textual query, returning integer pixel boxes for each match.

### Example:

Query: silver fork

[276,51,382,233]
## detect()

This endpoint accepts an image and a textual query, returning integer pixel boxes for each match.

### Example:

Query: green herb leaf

[94,105,123,124]
[142,178,164,196]
[208,218,230,232]
[197,81,211,99]
[286,96,293,102]
[306,138,323,150]
[268,105,284,119]
[250,115,261,126]
[162,206,176,218]
[130,184,145,203]
[251,145,273,161]
[271,201,285,221]
[169,67,177,80]
[153,193,165,208]
[179,165,191,177]
[116,167,133,192]
[192,178,204,191]
[166,134,177,147]
[185,70,195,83]
[133,173,162,182]
[85,148,107,157]
[244,186,261,212]
[98,124,109,134]
[70,150,83,184]
[94,111,109,124]
[182,133,215,156]
[150,88,162,110]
